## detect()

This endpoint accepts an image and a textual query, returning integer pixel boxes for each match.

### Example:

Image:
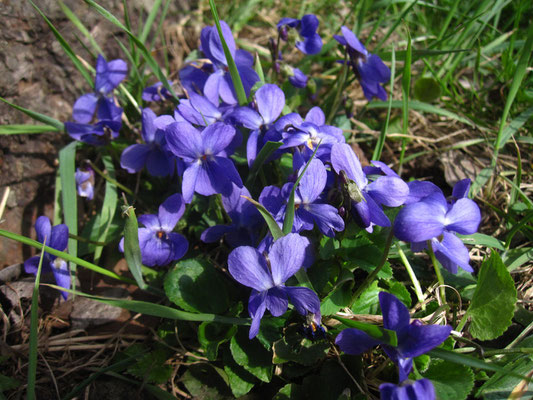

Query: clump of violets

[334,26,390,101]
[336,292,451,383]
[394,179,481,274]
[119,194,188,267]
[24,216,70,300]
[65,55,127,144]
[228,233,321,339]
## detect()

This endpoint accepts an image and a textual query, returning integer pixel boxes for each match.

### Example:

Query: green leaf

[503,247,533,272]
[272,325,329,366]
[350,280,380,314]
[477,355,533,399]
[230,328,273,383]
[385,281,412,308]
[59,142,78,288]
[182,364,232,399]
[164,258,229,314]
[414,76,441,102]
[246,141,283,186]
[125,345,172,384]
[423,359,474,400]
[242,195,284,240]
[121,204,147,290]
[0,97,64,132]
[198,322,237,361]
[222,348,256,398]
[320,268,354,316]
[458,233,505,251]
[0,124,61,135]
[466,252,517,340]
[333,316,397,347]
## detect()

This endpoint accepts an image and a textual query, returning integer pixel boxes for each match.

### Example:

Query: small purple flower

[201,183,263,248]
[142,81,172,102]
[334,27,390,101]
[228,233,321,339]
[380,379,436,400]
[232,83,286,167]
[394,180,481,274]
[120,108,175,177]
[75,166,95,200]
[277,15,323,55]
[24,216,70,300]
[336,292,451,382]
[331,143,408,231]
[165,121,243,203]
[119,194,188,267]
[287,67,308,88]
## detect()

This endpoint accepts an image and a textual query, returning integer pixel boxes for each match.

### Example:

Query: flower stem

[396,243,425,309]
[348,228,395,308]
[427,240,446,305]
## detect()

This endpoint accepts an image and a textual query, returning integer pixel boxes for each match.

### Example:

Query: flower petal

[182,162,201,203]
[379,292,410,332]
[202,122,236,156]
[168,232,188,261]
[138,214,160,231]
[285,286,321,316]
[248,290,267,339]
[268,233,307,286]
[452,179,471,199]
[399,322,452,358]
[72,93,98,123]
[432,232,474,274]
[232,107,263,130]
[304,106,325,125]
[228,246,274,291]
[52,259,70,300]
[444,198,481,235]
[298,159,327,203]
[340,26,366,54]
[331,143,367,188]
[255,84,285,125]
[49,224,69,252]
[120,144,150,173]
[165,122,203,161]
[305,203,345,237]
[200,225,233,243]
[366,176,409,207]
[35,216,52,244]
[335,328,382,355]
[159,193,185,232]
[265,286,289,316]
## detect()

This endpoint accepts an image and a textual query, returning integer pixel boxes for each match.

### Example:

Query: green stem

[427,240,446,304]
[349,229,395,308]
[455,312,469,333]
[396,243,425,308]
[68,233,107,246]
[88,160,133,196]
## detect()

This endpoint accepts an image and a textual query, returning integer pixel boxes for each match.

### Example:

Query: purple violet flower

[120,108,175,177]
[24,216,70,300]
[277,15,323,55]
[119,194,188,267]
[165,121,243,203]
[380,378,436,400]
[232,83,286,166]
[142,81,172,102]
[393,180,481,274]
[228,233,321,339]
[336,292,451,382]
[331,143,408,231]
[201,183,263,248]
[75,166,95,200]
[287,67,308,88]
[334,27,390,101]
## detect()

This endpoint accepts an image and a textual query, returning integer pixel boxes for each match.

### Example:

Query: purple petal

[35,216,52,244]
[284,286,320,316]
[335,328,382,355]
[158,193,185,232]
[49,224,69,252]
[237,65,260,96]
[141,108,157,143]
[380,379,436,400]
[246,129,260,167]
[165,122,203,161]
[145,148,174,177]
[219,73,239,105]
[202,122,236,155]
[72,93,98,123]
[232,107,262,130]
[255,84,285,125]
[228,246,274,291]
[333,34,347,46]
[259,185,284,216]
[51,259,70,300]
[200,225,233,243]
[298,159,327,202]
[120,144,150,173]
[288,68,308,88]
[203,69,224,105]
[268,233,307,286]
[189,92,221,123]
[305,203,345,237]
[299,14,319,37]
[95,57,128,94]
[366,176,409,207]
[394,193,447,243]
[207,21,236,66]
[277,18,299,29]
[168,232,188,261]
[444,198,481,235]
[400,322,452,358]
[331,143,367,188]
[248,291,267,339]
[432,232,474,273]
[296,33,322,55]
[275,112,303,132]
[340,26,366,54]
[235,49,254,67]
[304,107,325,125]
[24,256,43,275]
[138,214,160,231]
[265,286,289,316]
[452,179,471,199]
[96,97,122,121]
[405,180,441,205]
[365,192,391,228]
[182,162,201,203]
[379,292,410,332]
[362,54,390,83]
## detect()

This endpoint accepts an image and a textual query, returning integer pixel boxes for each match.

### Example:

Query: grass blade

[139,0,163,44]
[121,203,147,290]
[29,0,93,88]
[373,47,396,160]
[242,196,284,240]
[0,229,132,283]
[0,97,64,131]
[282,143,320,235]
[374,0,419,52]
[58,0,104,55]
[208,0,247,106]
[59,142,78,292]
[498,106,533,151]
[398,27,412,174]
[45,284,249,325]
[27,238,47,400]
[333,316,397,347]
[0,124,61,135]
[84,0,178,101]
